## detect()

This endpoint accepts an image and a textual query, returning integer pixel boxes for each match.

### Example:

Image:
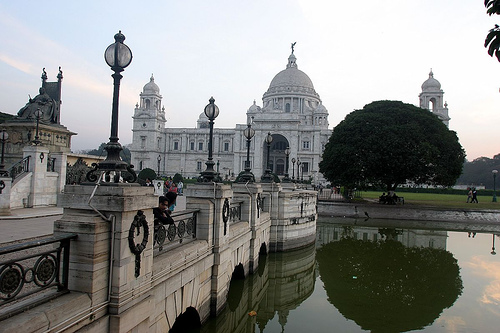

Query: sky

[0,1,499,161]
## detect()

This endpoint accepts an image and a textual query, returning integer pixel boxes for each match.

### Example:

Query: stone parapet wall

[318,201,500,223]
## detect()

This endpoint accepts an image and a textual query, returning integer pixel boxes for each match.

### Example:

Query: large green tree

[485,0,500,61]
[319,101,465,192]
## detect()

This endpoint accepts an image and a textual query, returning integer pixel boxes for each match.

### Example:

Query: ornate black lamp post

[261,132,274,182]
[199,97,221,182]
[283,146,291,182]
[297,158,301,183]
[291,158,296,181]
[493,170,498,202]
[157,155,161,177]
[492,234,496,255]
[238,123,255,182]
[33,109,42,145]
[0,130,9,177]
[87,31,136,183]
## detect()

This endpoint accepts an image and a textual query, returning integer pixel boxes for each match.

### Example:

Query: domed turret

[247,100,261,113]
[143,74,160,94]
[421,70,441,92]
[197,112,209,129]
[419,69,450,127]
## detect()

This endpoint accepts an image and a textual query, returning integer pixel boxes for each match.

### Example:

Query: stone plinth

[55,183,157,331]
[185,182,233,316]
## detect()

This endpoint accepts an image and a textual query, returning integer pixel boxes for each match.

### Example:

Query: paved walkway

[0,196,187,245]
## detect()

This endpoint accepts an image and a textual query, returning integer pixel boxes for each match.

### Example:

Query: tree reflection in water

[316,231,463,333]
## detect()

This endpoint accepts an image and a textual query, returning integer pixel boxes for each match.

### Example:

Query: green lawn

[360,191,500,210]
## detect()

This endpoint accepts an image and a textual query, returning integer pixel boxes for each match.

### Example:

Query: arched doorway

[262,134,289,176]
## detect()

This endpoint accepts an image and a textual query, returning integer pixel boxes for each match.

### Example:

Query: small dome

[197,112,209,128]
[248,100,261,112]
[314,102,327,114]
[421,70,441,91]
[143,74,160,94]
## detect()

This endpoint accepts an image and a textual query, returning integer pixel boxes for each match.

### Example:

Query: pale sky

[0,1,499,161]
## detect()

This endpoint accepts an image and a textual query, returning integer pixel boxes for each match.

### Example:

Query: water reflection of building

[316,218,447,250]
[201,244,316,333]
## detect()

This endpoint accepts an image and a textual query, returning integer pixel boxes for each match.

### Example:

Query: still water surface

[199,217,500,333]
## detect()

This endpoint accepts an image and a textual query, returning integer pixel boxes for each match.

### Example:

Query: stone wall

[318,201,500,223]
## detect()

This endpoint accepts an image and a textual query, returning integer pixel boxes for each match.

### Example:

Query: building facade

[130,56,450,182]
[130,51,332,183]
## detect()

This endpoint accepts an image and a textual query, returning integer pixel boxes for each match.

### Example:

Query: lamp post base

[261,170,274,183]
[86,140,137,183]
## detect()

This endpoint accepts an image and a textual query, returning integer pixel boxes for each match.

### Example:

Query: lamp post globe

[86,31,136,183]
[199,97,221,182]
[493,170,498,203]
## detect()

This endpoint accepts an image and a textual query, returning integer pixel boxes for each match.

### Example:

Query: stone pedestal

[232,182,267,273]
[185,182,233,316]
[23,145,50,207]
[55,184,157,331]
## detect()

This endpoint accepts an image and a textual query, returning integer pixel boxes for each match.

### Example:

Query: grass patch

[361,191,500,210]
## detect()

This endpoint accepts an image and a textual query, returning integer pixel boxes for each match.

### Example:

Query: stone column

[185,182,233,316]
[232,182,266,274]
[23,145,50,207]
[55,184,157,332]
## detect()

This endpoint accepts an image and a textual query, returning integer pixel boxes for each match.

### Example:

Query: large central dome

[263,53,319,100]
[269,54,314,90]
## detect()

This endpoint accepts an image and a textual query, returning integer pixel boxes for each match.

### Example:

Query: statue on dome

[291,42,296,54]
[17,86,56,123]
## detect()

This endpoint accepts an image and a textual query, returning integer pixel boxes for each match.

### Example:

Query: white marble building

[130,53,450,181]
[130,51,332,182]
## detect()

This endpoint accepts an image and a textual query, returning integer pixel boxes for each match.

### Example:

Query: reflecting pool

[198,217,500,333]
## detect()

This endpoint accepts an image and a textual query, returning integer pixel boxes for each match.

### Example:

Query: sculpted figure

[17,87,55,122]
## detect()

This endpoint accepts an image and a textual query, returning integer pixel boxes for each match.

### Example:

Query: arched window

[285,103,291,112]
[429,98,436,111]
[145,99,151,109]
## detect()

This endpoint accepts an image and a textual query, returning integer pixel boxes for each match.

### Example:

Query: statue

[17,87,55,123]
[291,42,296,54]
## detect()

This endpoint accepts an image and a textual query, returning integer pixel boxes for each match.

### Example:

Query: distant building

[130,50,332,182]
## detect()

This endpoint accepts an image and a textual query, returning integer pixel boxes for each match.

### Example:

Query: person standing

[466,187,472,203]
[471,188,479,203]
[177,180,184,195]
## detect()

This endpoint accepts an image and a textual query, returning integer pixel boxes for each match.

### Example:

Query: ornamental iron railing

[0,233,77,320]
[9,156,30,181]
[154,209,198,252]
